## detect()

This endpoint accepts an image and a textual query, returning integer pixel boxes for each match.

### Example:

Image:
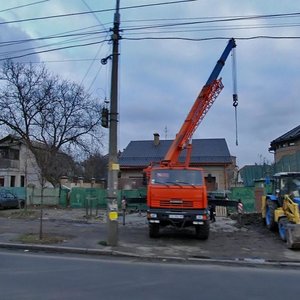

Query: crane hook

[232,47,238,146]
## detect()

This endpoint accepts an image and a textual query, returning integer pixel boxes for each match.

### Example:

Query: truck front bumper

[147,208,208,227]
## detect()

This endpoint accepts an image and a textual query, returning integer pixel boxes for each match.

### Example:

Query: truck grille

[160,199,194,208]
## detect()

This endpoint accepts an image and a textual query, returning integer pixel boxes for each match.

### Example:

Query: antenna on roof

[165,126,168,140]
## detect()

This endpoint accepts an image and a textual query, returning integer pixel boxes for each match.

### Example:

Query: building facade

[269,125,300,172]
[269,125,300,162]
[119,134,235,191]
[0,135,41,188]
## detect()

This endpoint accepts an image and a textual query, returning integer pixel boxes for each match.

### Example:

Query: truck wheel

[278,217,288,241]
[195,221,210,240]
[266,200,278,231]
[149,223,159,238]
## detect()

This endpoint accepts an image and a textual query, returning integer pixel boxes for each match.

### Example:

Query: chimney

[153,133,160,146]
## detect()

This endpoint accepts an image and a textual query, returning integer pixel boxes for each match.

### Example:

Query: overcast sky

[0,0,299,168]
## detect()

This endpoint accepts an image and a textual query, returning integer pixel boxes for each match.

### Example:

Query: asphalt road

[0,250,299,300]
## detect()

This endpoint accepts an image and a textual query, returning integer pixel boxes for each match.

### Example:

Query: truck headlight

[148,213,157,218]
[196,215,203,220]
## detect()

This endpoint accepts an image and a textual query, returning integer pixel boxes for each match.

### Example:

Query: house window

[9,149,19,160]
[0,148,19,160]
[0,148,8,158]
[10,176,15,187]
[21,176,25,187]
[0,177,4,187]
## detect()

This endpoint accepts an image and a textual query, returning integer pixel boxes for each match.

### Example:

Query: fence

[230,187,255,212]
[0,187,68,207]
[69,188,106,209]
[0,186,258,213]
[0,186,148,209]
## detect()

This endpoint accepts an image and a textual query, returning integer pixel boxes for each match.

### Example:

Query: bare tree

[0,60,103,239]
[81,151,108,182]
[0,60,103,185]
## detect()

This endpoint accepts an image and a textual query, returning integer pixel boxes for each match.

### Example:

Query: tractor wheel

[266,200,278,231]
[195,221,210,240]
[149,223,159,238]
[278,217,288,241]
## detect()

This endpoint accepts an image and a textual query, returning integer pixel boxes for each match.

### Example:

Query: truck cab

[146,166,209,238]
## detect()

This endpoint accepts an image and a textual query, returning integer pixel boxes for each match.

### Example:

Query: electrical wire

[122,13,300,24]
[1,19,298,50]
[79,0,109,87]
[1,14,299,52]
[0,33,108,58]
[120,12,300,32]
[80,33,110,87]
[28,58,104,63]
[122,22,300,36]
[122,36,300,42]
[0,28,108,48]
[0,0,197,26]
[0,39,110,61]
[0,0,49,13]
[2,5,300,65]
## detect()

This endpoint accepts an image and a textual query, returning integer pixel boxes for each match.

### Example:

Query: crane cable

[231,46,238,146]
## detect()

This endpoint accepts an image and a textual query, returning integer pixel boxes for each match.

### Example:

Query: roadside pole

[106,0,121,246]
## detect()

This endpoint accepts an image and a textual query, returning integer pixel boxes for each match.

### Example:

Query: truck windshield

[151,169,203,186]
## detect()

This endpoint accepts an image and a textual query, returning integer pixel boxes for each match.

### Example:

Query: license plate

[169,214,184,219]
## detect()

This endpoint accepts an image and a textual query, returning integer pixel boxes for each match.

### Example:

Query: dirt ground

[0,207,299,262]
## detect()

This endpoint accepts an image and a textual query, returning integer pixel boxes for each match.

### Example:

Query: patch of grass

[18,233,67,244]
[98,240,108,246]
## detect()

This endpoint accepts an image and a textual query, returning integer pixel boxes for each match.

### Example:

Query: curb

[1,242,300,268]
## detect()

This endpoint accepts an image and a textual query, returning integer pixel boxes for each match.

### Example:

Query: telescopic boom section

[163,38,236,166]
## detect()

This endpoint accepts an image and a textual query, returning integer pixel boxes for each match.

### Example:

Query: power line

[122,13,300,24]
[0,0,197,26]
[1,12,298,49]
[0,34,106,58]
[0,29,108,48]
[79,0,109,87]
[2,19,297,50]
[121,12,300,32]
[27,58,103,63]
[79,33,110,86]
[81,0,108,32]
[123,35,300,41]
[123,22,300,36]
[0,0,49,13]
[0,39,110,61]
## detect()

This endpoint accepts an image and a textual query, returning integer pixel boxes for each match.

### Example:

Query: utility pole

[106,0,121,246]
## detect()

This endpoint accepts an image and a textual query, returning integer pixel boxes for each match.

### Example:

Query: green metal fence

[0,187,148,209]
[230,187,255,212]
[68,187,147,210]
[0,186,257,213]
[69,188,107,209]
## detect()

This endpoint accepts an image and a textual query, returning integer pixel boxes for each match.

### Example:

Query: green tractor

[262,172,300,249]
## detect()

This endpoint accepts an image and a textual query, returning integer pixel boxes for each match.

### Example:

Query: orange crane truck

[145,38,237,239]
